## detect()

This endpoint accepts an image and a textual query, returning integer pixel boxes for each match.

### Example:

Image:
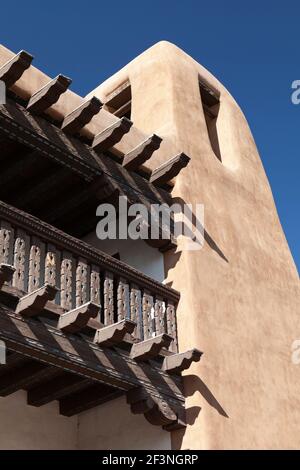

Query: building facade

[0,41,299,450]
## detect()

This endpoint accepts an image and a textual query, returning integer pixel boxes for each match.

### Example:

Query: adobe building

[0,41,299,450]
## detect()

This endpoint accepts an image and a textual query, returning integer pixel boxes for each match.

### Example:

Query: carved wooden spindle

[28,239,41,293]
[103,272,114,325]
[45,244,57,287]
[13,230,28,291]
[154,297,166,336]
[117,278,129,321]
[76,258,88,307]
[130,285,142,339]
[166,302,178,352]
[0,221,14,265]
[142,291,154,340]
[61,252,73,310]
[90,265,101,305]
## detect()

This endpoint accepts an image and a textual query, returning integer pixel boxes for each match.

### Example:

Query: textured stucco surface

[93,41,300,450]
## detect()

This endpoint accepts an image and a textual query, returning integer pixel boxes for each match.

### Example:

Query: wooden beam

[28,372,91,407]
[94,319,136,347]
[0,264,15,289]
[92,117,133,152]
[0,50,33,88]
[130,334,173,362]
[162,349,203,375]
[27,75,72,114]
[61,97,102,135]
[149,152,190,186]
[58,301,100,334]
[15,284,58,317]
[59,383,122,416]
[0,361,56,396]
[122,134,162,171]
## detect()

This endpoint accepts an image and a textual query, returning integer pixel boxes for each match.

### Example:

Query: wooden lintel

[122,134,162,171]
[61,96,102,135]
[58,301,100,334]
[94,319,136,348]
[0,264,15,289]
[92,117,133,152]
[130,334,173,362]
[15,284,58,317]
[0,50,33,88]
[59,383,122,416]
[150,152,190,186]
[162,349,203,375]
[27,75,72,114]
[0,361,56,397]
[28,372,91,407]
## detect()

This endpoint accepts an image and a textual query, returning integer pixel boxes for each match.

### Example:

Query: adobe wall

[91,41,300,449]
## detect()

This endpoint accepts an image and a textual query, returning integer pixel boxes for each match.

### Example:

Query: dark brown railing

[0,201,179,351]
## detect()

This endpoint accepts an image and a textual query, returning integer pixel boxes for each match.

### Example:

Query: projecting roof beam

[61,96,102,135]
[0,361,57,396]
[92,117,133,152]
[122,134,162,171]
[57,301,100,334]
[130,334,173,362]
[15,284,58,318]
[162,349,203,375]
[0,50,33,87]
[94,319,136,348]
[28,373,91,407]
[0,264,15,289]
[150,152,190,186]
[27,74,72,114]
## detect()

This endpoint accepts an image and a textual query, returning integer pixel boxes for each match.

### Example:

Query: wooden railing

[0,201,179,351]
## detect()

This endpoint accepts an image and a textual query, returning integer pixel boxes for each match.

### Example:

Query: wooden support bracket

[162,349,203,375]
[92,117,133,152]
[94,319,136,348]
[61,96,102,135]
[0,50,33,87]
[15,284,58,317]
[27,75,72,114]
[122,134,162,171]
[58,301,100,334]
[130,334,173,362]
[150,152,190,186]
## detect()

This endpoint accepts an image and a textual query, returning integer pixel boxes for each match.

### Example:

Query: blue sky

[1,1,299,272]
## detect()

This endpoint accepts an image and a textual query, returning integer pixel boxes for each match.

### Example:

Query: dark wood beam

[27,75,72,114]
[94,319,136,347]
[28,372,91,407]
[122,134,162,171]
[0,264,15,289]
[0,50,33,87]
[59,383,122,416]
[162,349,203,375]
[130,334,173,362]
[149,152,190,186]
[0,351,28,375]
[15,284,58,317]
[0,361,56,396]
[61,97,102,135]
[58,302,100,334]
[92,117,133,152]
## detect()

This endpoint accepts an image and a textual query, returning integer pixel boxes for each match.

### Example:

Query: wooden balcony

[0,200,179,350]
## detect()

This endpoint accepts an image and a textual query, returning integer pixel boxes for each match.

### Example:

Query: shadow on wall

[172,374,229,449]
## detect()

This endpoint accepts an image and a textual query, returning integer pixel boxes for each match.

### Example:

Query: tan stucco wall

[0,391,78,449]
[92,41,300,450]
[78,396,171,450]
[0,391,171,450]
